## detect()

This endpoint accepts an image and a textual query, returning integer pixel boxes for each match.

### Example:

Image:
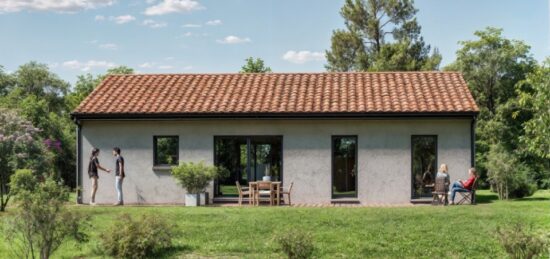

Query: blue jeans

[450,181,468,202]
[115,176,123,203]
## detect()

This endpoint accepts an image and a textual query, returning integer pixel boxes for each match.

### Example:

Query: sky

[0,0,548,85]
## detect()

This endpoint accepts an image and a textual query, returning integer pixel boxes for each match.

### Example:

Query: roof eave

[71,111,479,121]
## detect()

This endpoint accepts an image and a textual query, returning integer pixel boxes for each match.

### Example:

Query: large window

[154,136,179,166]
[411,135,437,198]
[332,136,357,198]
[214,136,282,197]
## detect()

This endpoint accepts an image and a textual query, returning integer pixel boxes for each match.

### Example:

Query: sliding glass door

[214,136,282,197]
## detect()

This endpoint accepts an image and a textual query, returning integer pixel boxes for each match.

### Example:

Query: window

[154,136,179,166]
[411,135,437,198]
[332,136,357,198]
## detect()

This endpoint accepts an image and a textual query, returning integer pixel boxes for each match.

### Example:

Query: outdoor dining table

[249,181,281,206]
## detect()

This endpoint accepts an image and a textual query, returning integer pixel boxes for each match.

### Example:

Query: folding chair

[457,177,478,205]
[431,176,448,205]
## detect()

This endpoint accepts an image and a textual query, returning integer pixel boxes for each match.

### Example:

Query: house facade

[72,72,479,205]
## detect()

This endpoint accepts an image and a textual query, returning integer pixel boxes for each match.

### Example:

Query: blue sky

[0,0,548,84]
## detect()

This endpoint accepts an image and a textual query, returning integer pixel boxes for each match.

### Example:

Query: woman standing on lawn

[88,148,111,205]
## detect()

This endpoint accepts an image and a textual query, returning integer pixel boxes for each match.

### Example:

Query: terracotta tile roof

[72,72,479,117]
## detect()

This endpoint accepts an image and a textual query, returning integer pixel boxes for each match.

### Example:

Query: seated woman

[450,168,477,205]
[434,164,450,202]
[436,164,450,185]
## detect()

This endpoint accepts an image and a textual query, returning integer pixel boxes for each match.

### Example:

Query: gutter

[70,111,479,121]
[470,115,477,167]
[75,121,82,204]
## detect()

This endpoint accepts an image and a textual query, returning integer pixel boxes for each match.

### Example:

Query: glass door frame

[331,135,358,198]
[213,135,283,197]
[410,135,438,199]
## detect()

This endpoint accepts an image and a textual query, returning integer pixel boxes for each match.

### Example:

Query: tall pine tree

[325,0,441,72]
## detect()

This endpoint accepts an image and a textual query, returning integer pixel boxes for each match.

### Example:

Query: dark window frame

[331,135,358,198]
[410,135,438,199]
[153,135,180,166]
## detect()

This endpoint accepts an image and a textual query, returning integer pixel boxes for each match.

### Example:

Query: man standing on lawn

[113,147,125,206]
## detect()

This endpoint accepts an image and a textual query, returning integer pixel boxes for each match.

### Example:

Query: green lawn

[0,190,549,258]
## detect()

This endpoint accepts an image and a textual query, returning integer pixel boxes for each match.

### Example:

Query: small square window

[154,136,179,166]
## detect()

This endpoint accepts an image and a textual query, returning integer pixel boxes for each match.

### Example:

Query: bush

[171,161,228,194]
[274,229,315,259]
[496,223,548,259]
[3,169,87,259]
[487,144,537,199]
[100,213,179,259]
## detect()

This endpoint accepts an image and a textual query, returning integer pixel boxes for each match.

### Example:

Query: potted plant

[171,161,227,206]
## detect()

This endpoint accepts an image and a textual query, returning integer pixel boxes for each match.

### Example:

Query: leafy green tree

[10,62,70,114]
[486,144,536,199]
[0,65,14,96]
[240,57,272,73]
[325,0,441,72]
[0,108,52,211]
[445,27,538,186]
[446,27,535,114]
[517,58,550,160]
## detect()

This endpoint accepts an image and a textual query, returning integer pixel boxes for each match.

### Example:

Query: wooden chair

[255,181,276,206]
[280,182,293,205]
[457,177,478,205]
[431,176,448,205]
[236,181,252,206]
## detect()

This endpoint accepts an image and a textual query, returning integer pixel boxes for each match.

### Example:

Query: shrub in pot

[171,161,227,206]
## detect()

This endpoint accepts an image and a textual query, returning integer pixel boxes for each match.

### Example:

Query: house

[71,72,479,205]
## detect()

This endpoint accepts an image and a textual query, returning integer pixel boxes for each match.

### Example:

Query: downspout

[470,115,476,167]
[76,120,83,204]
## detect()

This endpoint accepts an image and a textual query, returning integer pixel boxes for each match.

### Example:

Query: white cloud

[282,50,325,64]
[0,0,114,13]
[111,15,136,24]
[145,0,157,3]
[182,65,193,70]
[158,65,174,70]
[94,15,105,21]
[164,56,175,60]
[142,19,167,28]
[205,19,221,26]
[139,62,155,68]
[217,35,250,44]
[62,60,116,71]
[182,23,201,28]
[99,43,118,50]
[144,0,203,16]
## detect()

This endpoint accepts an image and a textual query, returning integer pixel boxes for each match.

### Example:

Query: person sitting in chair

[450,168,477,205]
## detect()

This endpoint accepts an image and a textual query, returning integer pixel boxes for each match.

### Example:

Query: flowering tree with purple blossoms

[0,108,52,211]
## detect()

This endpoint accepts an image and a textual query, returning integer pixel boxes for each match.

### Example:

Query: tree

[486,144,536,199]
[446,27,535,115]
[0,108,51,211]
[4,169,87,259]
[11,62,70,114]
[240,57,272,73]
[445,28,538,186]
[325,0,441,72]
[0,65,14,96]
[517,58,550,160]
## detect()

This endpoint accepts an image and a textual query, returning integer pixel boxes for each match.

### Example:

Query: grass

[0,190,549,258]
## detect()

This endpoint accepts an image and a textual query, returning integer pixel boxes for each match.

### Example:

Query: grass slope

[0,190,548,258]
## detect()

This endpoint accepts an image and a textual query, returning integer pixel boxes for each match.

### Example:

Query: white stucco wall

[79,119,472,205]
